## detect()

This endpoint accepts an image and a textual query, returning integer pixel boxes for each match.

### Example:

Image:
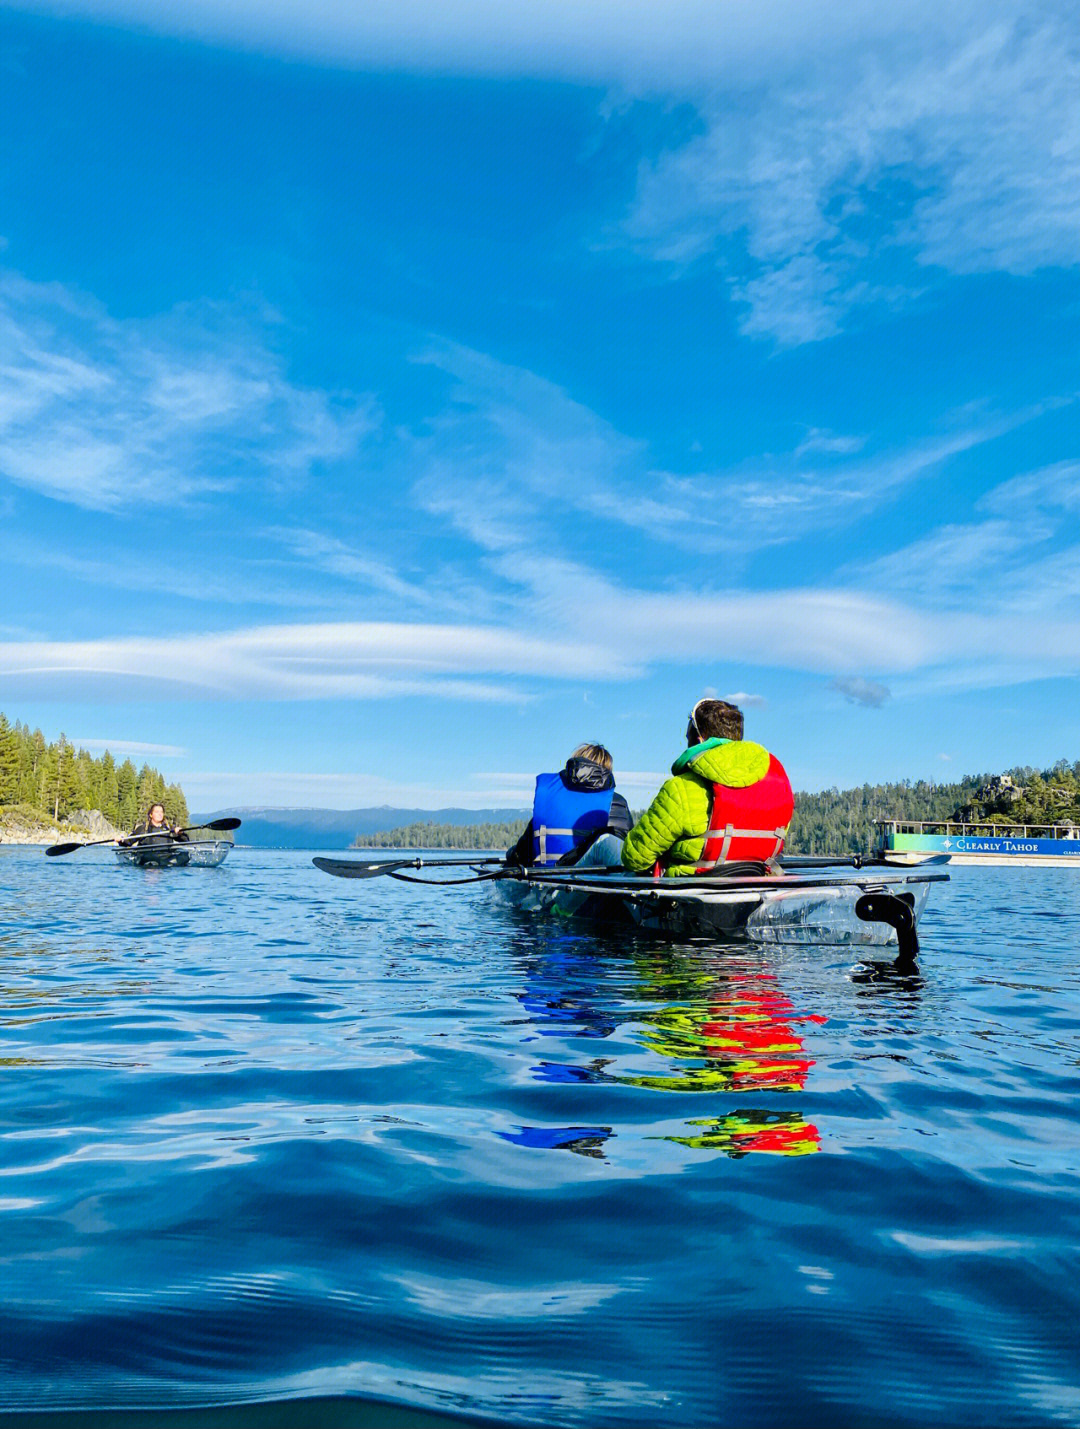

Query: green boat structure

[877,818,1080,866]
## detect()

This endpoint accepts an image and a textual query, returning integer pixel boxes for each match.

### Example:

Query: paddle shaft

[312,854,507,880]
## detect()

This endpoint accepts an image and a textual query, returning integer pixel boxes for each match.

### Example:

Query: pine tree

[99,751,120,825]
[24,728,47,808]
[116,759,139,828]
[0,715,19,804]
[135,764,157,821]
[163,783,189,825]
[54,736,80,819]
[38,743,59,818]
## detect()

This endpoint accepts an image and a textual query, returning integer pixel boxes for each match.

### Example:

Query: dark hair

[689,699,743,742]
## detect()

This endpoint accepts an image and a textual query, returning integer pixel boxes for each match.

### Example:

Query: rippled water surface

[2,848,1079,1427]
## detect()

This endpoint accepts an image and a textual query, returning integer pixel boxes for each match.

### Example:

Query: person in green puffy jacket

[621,699,786,877]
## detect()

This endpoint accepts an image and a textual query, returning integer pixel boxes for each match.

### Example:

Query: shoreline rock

[0,806,124,847]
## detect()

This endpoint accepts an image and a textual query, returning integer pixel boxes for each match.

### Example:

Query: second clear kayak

[115,838,232,868]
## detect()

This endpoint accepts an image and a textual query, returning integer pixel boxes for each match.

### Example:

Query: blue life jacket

[531,771,614,866]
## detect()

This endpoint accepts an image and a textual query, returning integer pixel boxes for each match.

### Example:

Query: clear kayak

[114,838,232,868]
[313,854,949,962]
[491,863,947,957]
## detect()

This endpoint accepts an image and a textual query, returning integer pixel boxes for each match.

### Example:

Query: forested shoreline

[5,706,1075,857]
[356,820,530,849]
[356,761,1080,856]
[0,713,189,834]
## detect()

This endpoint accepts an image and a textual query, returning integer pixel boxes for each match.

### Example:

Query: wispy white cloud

[0,273,375,510]
[0,620,637,702]
[410,341,653,547]
[794,430,866,459]
[0,533,338,609]
[263,527,436,605]
[11,4,1077,354]
[0,0,945,86]
[69,738,189,758]
[624,5,1080,342]
[845,459,1080,614]
[5,551,1080,706]
[411,342,1051,559]
[979,459,1080,516]
[259,526,496,619]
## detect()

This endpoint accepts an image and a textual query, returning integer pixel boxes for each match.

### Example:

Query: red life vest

[693,754,794,870]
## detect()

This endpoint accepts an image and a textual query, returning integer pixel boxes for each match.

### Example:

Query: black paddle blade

[205,817,241,831]
[45,842,83,856]
[313,856,416,879]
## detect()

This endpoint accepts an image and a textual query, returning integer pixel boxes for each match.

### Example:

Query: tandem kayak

[491,863,946,956]
[115,838,233,868]
[313,854,949,962]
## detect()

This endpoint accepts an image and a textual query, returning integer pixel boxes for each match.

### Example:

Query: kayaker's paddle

[46,817,242,857]
[780,852,951,869]
[313,855,507,879]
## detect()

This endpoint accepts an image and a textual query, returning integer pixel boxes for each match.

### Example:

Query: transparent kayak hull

[492,866,943,949]
[114,839,232,868]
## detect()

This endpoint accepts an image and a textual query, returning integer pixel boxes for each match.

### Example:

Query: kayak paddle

[313,855,507,879]
[46,816,242,857]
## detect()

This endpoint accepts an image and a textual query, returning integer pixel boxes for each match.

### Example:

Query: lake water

[2,847,1079,1427]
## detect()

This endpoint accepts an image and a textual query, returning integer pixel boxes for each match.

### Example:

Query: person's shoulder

[644,773,695,811]
[692,740,771,787]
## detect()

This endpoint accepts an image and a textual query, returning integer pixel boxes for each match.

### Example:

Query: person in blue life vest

[620,699,794,876]
[505,743,633,868]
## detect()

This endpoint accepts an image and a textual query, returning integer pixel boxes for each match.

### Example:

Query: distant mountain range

[193,805,531,849]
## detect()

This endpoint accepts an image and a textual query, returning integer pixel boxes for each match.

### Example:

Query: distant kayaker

[505,743,633,868]
[620,699,793,876]
[130,803,188,843]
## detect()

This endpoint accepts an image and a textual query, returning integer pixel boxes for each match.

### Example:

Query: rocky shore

[0,807,124,847]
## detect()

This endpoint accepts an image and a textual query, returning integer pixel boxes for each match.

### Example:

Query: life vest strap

[536,825,575,865]
[696,823,789,870]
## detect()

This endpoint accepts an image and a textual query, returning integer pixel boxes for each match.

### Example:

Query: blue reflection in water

[1,850,1079,1427]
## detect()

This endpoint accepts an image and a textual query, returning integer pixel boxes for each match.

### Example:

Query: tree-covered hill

[0,713,188,829]
[356,819,529,849]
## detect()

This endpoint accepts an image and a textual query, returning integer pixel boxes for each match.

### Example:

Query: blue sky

[1,0,1079,811]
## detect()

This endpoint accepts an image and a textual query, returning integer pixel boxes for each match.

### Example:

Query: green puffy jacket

[621,738,772,877]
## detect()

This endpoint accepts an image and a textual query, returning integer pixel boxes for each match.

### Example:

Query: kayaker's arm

[621,779,695,872]
[505,821,534,867]
[608,792,633,837]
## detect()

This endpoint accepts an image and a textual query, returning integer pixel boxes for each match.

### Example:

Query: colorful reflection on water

[508,944,822,1156]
